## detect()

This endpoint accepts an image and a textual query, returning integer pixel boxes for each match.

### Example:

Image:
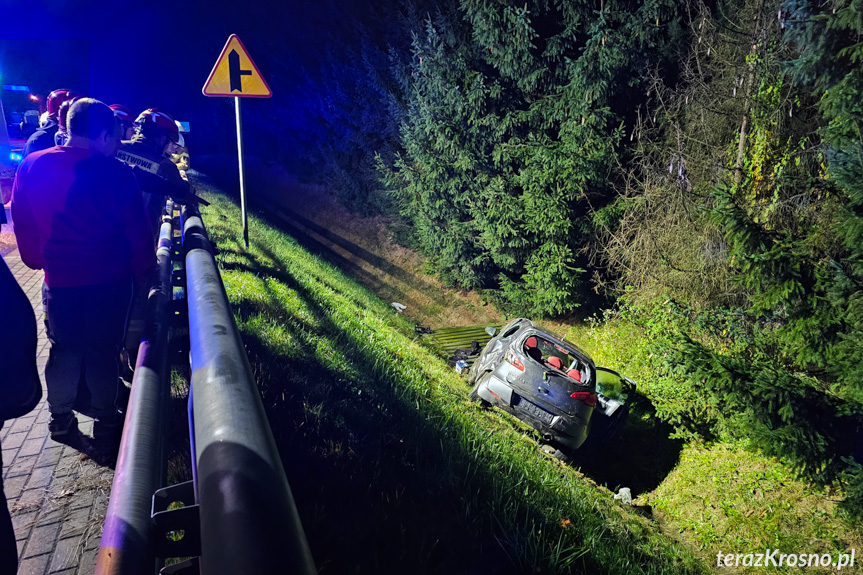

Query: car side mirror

[485,326,497,337]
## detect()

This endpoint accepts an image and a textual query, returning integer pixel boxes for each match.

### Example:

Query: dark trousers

[42,280,133,420]
[0,433,17,574]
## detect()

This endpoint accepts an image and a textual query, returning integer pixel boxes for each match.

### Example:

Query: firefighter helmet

[134,108,180,143]
[47,89,79,117]
[109,104,135,125]
[57,98,80,131]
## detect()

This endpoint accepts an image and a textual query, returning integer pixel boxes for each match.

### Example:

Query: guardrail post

[182,204,316,575]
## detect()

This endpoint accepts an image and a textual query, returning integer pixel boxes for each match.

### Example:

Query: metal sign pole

[204,35,270,247]
[235,96,249,249]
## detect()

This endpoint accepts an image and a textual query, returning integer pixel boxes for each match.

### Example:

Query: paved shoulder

[2,248,108,575]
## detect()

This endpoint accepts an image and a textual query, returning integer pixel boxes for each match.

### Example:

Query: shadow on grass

[270,205,450,306]
[257,215,411,306]
[208,253,518,574]
[190,187,708,575]
[576,399,683,497]
[205,208,413,319]
[227,258,698,573]
[194,159,450,310]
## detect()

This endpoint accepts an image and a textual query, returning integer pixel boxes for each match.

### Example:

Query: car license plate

[516,396,554,425]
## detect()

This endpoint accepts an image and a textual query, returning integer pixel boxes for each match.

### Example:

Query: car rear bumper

[510,394,591,450]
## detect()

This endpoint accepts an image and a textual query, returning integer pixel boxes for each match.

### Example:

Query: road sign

[202,34,271,98]
[202,34,273,248]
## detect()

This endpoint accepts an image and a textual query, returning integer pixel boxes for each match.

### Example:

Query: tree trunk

[733,0,767,186]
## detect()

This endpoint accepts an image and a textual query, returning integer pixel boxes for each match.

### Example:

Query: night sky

[1,0,346,156]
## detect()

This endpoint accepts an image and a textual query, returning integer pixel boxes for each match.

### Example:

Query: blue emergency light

[9,152,22,162]
[2,84,30,92]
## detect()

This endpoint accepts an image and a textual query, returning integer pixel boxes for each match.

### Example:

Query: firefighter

[109,104,137,141]
[115,109,202,371]
[21,89,78,157]
[169,121,190,177]
[53,97,79,146]
[116,108,201,232]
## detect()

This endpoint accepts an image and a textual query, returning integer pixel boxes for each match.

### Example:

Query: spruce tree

[382,0,679,316]
[600,0,863,513]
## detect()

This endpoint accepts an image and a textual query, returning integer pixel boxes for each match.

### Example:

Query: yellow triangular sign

[202,34,272,98]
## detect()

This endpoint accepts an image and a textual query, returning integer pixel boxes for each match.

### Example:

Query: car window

[523,335,582,374]
[501,323,521,339]
[595,368,628,400]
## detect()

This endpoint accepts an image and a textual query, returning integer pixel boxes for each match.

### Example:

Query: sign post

[234,97,248,247]
[202,34,272,249]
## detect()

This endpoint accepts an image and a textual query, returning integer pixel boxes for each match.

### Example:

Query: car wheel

[466,360,488,386]
[466,361,479,385]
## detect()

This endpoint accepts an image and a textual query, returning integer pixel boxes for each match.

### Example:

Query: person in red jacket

[11,98,155,446]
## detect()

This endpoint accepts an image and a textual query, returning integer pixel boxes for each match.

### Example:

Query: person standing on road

[117,108,200,234]
[115,108,202,367]
[0,254,42,574]
[11,98,155,448]
[21,89,77,158]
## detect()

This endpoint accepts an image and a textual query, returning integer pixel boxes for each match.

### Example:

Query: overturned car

[467,318,634,459]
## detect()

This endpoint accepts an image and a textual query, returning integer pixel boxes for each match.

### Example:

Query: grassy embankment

[189,161,862,574]
[191,178,707,575]
[560,318,862,573]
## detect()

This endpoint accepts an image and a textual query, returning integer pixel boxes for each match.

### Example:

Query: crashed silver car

[467,318,634,459]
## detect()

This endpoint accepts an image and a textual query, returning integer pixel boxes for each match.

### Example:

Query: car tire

[466,362,479,386]
[467,360,487,386]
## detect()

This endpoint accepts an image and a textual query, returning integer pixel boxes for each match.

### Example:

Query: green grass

[192,179,708,575]
[560,316,863,574]
[647,444,859,568]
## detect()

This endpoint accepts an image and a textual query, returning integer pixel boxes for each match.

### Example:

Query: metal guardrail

[97,203,175,575]
[97,197,316,574]
[182,204,316,574]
